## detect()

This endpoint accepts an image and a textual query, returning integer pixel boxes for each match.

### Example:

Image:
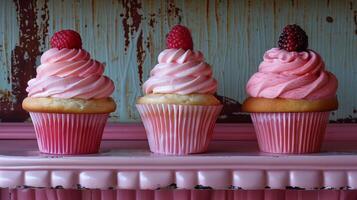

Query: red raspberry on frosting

[278,24,308,52]
[50,30,82,50]
[166,25,193,50]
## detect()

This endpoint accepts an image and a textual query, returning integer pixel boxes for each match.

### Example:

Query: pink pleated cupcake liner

[136,104,223,155]
[29,112,109,155]
[251,112,330,154]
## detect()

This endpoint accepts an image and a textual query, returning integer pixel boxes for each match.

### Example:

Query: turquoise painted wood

[0,0,356,122]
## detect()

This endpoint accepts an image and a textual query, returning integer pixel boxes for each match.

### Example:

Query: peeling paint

[326,16,333,23]
[145,34,152,50]
[214,0,220,27]
[136,31,145,85]
[148,13,156,28]
[167,0,182,23]
[353,10,357,35]
[0,0,48,122]
[121,0,142,51]
[120,0,144,85]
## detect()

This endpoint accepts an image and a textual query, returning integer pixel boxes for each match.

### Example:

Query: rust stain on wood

[273,0,277,31]
[326,0,330,7]
[214,0,220,27]
[121,0,145,84]
[326,16,334,23]
[206,0,210,20]
[0,0,49,122]
[136,31,145,85]
[148,13,156,28]
[167,0,182,23]
[39,0,49,50]
[226,0,230,33]
[353,10,357,35]
[121,0,142,51]
[145,32,156,67]
[246,0,251,48]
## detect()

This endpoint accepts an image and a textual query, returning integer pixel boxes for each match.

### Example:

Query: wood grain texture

[0,0,356,122]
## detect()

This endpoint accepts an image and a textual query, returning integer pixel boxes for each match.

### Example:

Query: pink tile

[323,171,347,189]
[25,171,50,188]
[140,171,174,190]
[79,171,115,189]
[117,171,139,189]
[198,170,230,189]
[267,171,289,189]
[233,170,266,189]
[51,171,76,188]
[175,171,197,189]
[290,170,322,189]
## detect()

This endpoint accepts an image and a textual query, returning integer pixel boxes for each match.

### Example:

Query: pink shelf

[1,188,357,200]
[0,123,357,195]
[1,123,356,141]
[1,139,357,190]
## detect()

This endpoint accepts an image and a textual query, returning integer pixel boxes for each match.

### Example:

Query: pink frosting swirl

[26,48,114,99]
[143,49,217,95]
[246,48,338,100]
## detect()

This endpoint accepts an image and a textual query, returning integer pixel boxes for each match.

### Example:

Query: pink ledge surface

[1,123,357,141]
[0,140,357,190]
[1,189,357,200]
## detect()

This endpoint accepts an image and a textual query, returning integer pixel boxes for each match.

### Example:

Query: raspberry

[166,25,193,50]
[278,24,308,52]
[50,30,82,50]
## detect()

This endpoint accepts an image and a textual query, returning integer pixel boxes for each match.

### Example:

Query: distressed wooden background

[0,0,356,123]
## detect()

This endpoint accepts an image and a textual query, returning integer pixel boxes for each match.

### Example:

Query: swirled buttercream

[26,48,114,99]
[246,48,338,100]
[143,49,217,95]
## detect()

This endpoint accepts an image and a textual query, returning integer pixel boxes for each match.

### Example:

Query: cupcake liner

[251,112,330,154]
[136,104,223,155]
[29,112,109,155]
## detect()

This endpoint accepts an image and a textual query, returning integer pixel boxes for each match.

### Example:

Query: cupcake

[22,30,116,155]
[136,25,222,155]
[242,24,338,154]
